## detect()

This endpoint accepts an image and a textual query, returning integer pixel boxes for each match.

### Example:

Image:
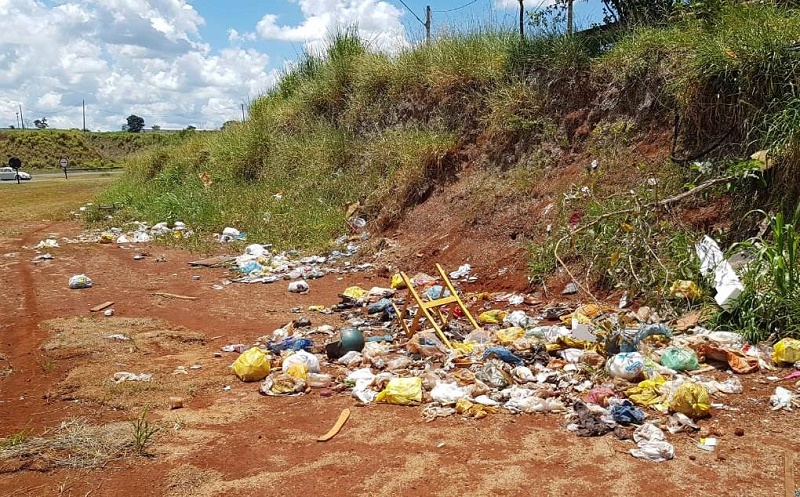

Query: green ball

[340,327,365,353]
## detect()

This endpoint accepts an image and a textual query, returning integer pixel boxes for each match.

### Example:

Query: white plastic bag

[281,350,320,373]
[68,274,93,289]
[288,280,309,293]
[630,423,674,462]
[430,382,467,405]
[696,236,744,310]
[605,352,645,380]
[504,310,534,329]
[245,244,267,257]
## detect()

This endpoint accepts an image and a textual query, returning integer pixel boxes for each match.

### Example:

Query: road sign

[8,157,21,170]
[60,158,68,168]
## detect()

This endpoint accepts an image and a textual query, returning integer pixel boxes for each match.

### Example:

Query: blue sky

[1,1,605,131]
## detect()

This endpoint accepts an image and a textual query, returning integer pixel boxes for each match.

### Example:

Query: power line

[396,0,426,25]
[433,0,481,13]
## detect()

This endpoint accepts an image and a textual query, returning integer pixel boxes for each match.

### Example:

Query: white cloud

[0,0,278,130]
[255,0,407,53]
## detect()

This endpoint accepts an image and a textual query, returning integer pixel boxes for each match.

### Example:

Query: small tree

[33,117,48,129]
[151,124,161,131]
[126,114,145,133]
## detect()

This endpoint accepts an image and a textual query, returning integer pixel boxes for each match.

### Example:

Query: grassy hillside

[101,3,800,339]
[0,129,193,170]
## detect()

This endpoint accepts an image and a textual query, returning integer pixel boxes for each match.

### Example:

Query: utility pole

[18,104,24,130]
[15,112,19,129]
[82,99,86,132]
[567,0,574,36]
[425,5,431,45]
[518,0,524,39]
[241,103,245,122]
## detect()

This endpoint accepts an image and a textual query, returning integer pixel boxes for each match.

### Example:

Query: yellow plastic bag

[341,286,367,300]
[450,341,475,354]
[496,327,525,345]
[390,274,407,289]
[669,381,710,419]
[286,363,309,381]
[479,310,506,324]
[669,280,702,300]
[232,347,271,382]
[626,376,666,409]
[772,338,800,365]
[560,304,603,325]
[375,377,422,406]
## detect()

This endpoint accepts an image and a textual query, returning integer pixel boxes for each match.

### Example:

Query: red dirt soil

[0,219,798,496]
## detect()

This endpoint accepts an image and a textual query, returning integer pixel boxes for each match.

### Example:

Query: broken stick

[90,301,115,312]
[152,292,198,301]
[317,408,350,442]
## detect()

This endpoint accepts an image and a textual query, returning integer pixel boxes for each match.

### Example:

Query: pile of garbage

[228,235,368,285]
[99,221,193,244]
[221,269,800,461]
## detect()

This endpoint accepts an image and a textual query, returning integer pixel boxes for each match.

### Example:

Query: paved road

[0,169,122,185]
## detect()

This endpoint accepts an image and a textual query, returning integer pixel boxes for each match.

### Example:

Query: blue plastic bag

[482,347,524,366]
[268,337,313,353]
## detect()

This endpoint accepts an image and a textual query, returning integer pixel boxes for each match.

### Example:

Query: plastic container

[307,373,332,388]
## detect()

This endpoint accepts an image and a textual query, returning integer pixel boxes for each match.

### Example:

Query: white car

[0,167,32,181]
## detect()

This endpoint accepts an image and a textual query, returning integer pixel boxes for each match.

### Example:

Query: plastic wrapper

[375,377,422,406]
[232,347,271,382]
[582,387,618,407]
[478,310,506,324]
[455,398,499,419]
[669,280,702,300]
[475,361,511,388]
[341,286,368,300]
[337,351,362,366]
[669,381,710,419]
[390,274,407,289]
[496,327,525,345]
[386,356,413,371]
[407,331,447,357]
[503,311,534,329]
[693,343,759,374]
[512,366,536,383]
[626,376,667,409]
[259,373,306,396]
[660,347,699,371]
[772,338,800,365]
[464,329,491,344]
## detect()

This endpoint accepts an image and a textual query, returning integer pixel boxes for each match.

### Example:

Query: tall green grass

[102,3,800,259]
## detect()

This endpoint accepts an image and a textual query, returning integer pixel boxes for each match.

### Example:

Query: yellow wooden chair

[392,263,480,349]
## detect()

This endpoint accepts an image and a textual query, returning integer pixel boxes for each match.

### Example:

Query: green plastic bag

[661,347,699,371]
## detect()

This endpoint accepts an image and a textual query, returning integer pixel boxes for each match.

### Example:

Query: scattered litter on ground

[111,372,152,383]
[68,274,92,289]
